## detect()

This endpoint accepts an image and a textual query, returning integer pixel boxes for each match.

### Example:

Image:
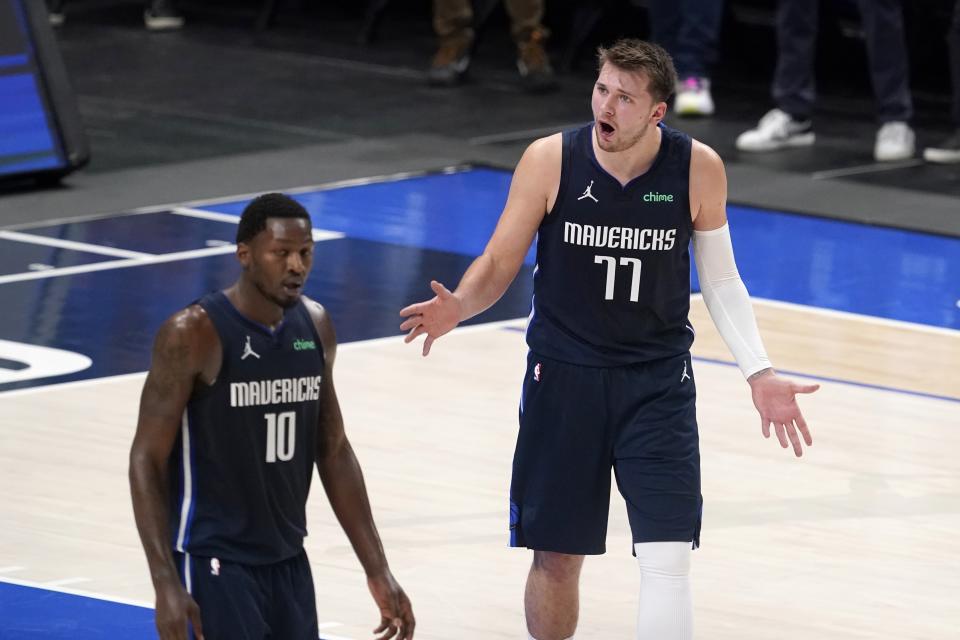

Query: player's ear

[651,100,667,123]
[236,241,251,268]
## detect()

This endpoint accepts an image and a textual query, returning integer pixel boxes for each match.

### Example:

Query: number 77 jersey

[169,291,324,565]
[525,122,695,367]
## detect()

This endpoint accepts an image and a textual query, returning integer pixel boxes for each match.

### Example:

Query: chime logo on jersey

[643,191,675,203]
[534,362,542,382]
[293,338,316,351]
[229,375,323,407]
[210,558,220,576]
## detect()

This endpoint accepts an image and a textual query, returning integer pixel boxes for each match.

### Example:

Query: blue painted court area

[0,580,345,639]
[202,169,960,330]
[201,168,536,264]
[0,165,957,395]
[0,580,154,639]
[716,204,960,330]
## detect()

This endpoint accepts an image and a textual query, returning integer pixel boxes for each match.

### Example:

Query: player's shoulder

[688,138,726,193]
[300,296,336,356]
[528,131,563,151]
[150,304,219,367]
[523,132,563,165]
[689,138,724,170]
[299,296,327,327]
[158,304,216,343]
[514,133,563,191]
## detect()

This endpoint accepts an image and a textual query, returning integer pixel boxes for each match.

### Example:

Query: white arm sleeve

[692,224,771,378]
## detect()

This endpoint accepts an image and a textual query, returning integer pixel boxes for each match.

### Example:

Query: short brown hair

[596,39,678,104]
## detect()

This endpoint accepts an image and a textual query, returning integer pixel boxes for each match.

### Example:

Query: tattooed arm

[129,306,219,640]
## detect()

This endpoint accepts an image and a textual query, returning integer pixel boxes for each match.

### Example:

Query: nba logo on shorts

[210,558,220,576]
[534,362,542,382]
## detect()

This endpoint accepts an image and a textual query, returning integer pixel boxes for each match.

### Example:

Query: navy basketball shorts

[510,351,702,555]
[175,549,318,640]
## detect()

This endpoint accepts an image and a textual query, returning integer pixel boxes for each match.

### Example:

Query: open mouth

[282,282,303,293]
[598,121,615,136]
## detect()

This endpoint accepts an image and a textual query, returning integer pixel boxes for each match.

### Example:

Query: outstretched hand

[748,369,819,457]
[368,571,415,640]
[399,280,463,356]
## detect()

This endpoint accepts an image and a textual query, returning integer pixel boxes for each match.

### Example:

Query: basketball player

[130,193,414,640]
[399,39,818,640]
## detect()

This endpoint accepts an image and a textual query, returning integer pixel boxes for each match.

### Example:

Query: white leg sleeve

[692,224,771,378]
[634,542,693,640]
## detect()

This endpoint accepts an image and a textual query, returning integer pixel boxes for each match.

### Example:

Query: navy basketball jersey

[526,122,695,366]
[169,291,324,565]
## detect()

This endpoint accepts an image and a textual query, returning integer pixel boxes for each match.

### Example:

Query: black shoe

[144,0,184,31]
[516,28,558,93]
[427,36,472,87]
[923,129,960,164]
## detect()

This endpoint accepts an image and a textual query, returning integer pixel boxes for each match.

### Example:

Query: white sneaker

[144,0,185,31]
[735,109,815,152]
[674,77,714,117]
[874,121,915,162]
[923,130,960,164]
[46,0,64,26]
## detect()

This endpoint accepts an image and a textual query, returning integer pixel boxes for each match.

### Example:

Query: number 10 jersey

[169,291,324,565]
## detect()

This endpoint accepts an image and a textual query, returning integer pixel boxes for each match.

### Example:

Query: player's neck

[225,281,285,330]
[592,124,662,186]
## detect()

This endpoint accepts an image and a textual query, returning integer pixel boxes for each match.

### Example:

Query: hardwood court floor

[1,297,957,639]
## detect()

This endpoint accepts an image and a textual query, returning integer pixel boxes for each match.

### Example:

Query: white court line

[0,227,343,285]
[0,576,152,608]
[170,208,347,243]
[0,566,25,573]
[43,577,92,587]
[0,245,236,285]
[689,293,960,337]
[746,294,960,338]
[0,371,149,399]
[1,577,352,639]
[0,230,154,259]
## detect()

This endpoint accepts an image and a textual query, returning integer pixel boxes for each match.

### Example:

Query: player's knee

[532,550,584,582]
[634,541,691,578]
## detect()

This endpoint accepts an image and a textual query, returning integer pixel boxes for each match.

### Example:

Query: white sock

[634,541,693,640]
